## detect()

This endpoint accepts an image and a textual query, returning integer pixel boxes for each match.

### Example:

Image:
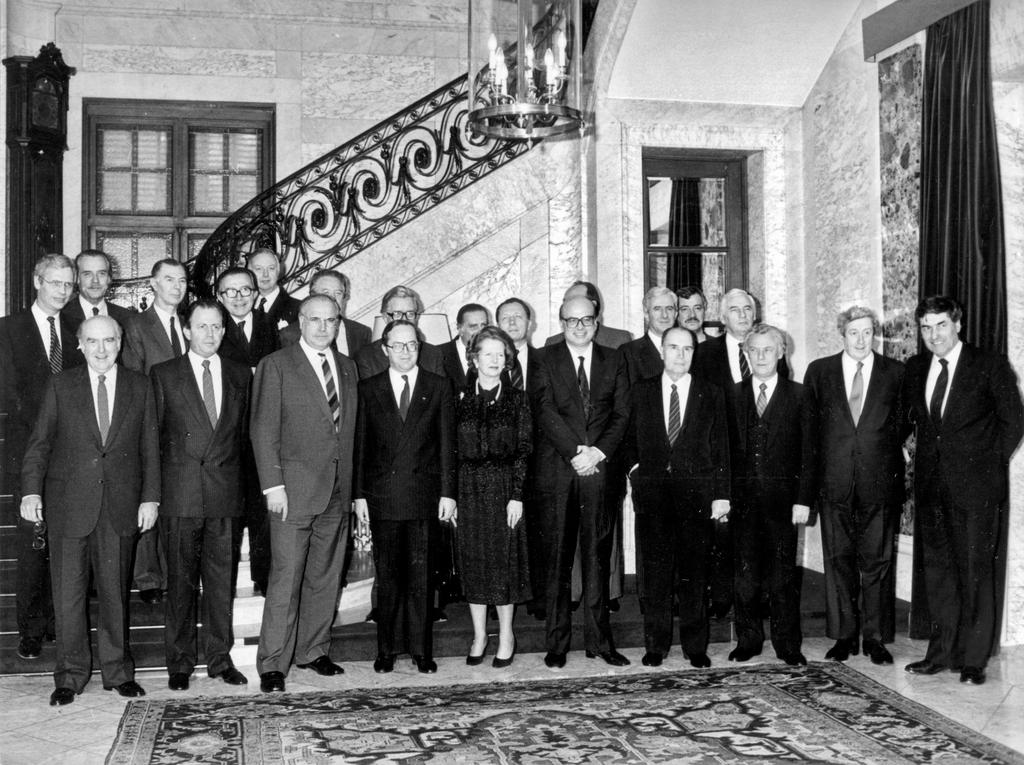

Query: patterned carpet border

[107,662,1024,764]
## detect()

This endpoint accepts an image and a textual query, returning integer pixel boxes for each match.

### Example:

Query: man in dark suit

[622,286,679,385]
[624,327,730,669]
[533,295,631,668]
[250,295,358,693]
[805,306,906,666]
[279,270,372,361]
[354,285,444,378]
[694,287,789,620]
[216,266,280,371]
[676,285,708,344]
[727,323,815,667]
[353,319,457,674]
[0,254,85,661]
[903,296,1024,685]
[63,250,134,330]
[441,302,489,392]
[151,300,252,691]
[20,316,159,705]
[121,258,189,605]
[247,247,301,329]
[544,281,633,349]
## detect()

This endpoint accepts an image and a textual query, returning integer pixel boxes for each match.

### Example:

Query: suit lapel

[403,371,432,432]
[373,372,404,430]
[556,344,586,420]
[181,357,215,437]
[942,344,973,427]
[104,368,136,448]
[71,368,104,446]
[144,308,175,357]
[295,346,335,424]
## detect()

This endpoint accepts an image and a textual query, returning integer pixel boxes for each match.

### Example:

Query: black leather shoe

[413,655,437,673]
[780,651,807,666]
[544,651,566,668]
[586,649,630,667]
[168,672,190,691]
[466,638,489,666]
[960,666,986,685]
[862,639,894,666]
[728,646,761,662]
[365,608,378,623]
[492,638,516,669]
[708,602,732,620]
[259,671,286,692]
[641,651,663,667]
[49,687,77,706]
[373,654,395,673]
[825,638,858,662]
[688,652,712,668]
[17,636,42,660]
[297,655,344,676]
[211,667,248,685]
[138,588,164,605]
[905,659,946,675]
[608,598,620,613]
[431,608,448,623]
[104,680,146,697]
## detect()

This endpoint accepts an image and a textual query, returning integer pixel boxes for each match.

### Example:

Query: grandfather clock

[4,43,75,312]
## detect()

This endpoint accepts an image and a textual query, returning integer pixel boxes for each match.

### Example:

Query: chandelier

[467,0,584,140]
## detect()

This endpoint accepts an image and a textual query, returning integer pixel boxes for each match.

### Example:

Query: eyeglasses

[219,287,254,298]
[31,521,47,551]
[302,316,340,328]
[386,310,418,321]
[649,305,678,315]
[386,341,420,353]
[41,279,74,291]
[562,316,596,329]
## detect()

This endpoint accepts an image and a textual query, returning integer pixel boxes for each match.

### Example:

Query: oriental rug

[107,663,1023,764]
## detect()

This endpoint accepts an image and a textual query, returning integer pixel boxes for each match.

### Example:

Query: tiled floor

[1,635,1022,764]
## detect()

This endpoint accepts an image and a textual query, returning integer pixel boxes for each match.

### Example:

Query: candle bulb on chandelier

[525,43,534,72]
[557,30,567,68]
[543,47,554,88]
[488,33,498,74]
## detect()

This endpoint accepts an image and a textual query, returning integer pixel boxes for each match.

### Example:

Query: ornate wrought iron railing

[190,74,535,296]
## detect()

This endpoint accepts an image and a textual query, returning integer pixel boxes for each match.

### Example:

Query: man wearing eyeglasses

[533,295,631,668]
[279,270,372,363]
[354,285,444,378]
[353,319,457,674]
[0,254,85,662]
[20,315,159,705]
[216,266,280,373]
[250,295,358,693]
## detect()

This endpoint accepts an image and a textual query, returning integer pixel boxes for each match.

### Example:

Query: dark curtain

[667,179,702,289]
[911,0,1008,646]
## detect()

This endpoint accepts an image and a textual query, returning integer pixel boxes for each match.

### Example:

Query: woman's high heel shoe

[492,637,516,669]
[466,637,489,666]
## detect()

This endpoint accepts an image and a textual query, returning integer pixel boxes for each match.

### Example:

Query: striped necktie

[319,352,340,430]
[47,316,62,375]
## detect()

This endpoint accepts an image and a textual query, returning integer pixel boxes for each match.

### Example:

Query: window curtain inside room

[912,0,1008,645]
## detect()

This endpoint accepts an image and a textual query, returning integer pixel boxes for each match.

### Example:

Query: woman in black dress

[457,325,532,668]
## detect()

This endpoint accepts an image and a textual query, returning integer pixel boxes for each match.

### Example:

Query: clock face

[31,77,60,131]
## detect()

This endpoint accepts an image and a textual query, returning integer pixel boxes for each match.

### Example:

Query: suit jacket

[531,342,630,491]
[804,351,907,506]
[250,343,358,518]
[20,365,160,538]
[150,355,252,518]
[63,298,134,331]
[354,337,444,379]
[121,305,183,374]
[904,343,1024,511]
[0,310,85,496]
[624,374,731,510]
[220,311,280,370]
[728,376,816,508]
[441,338,470,392]
[695,333,790,391]
[260,291,301,327]
[353,369,457,521]
[545,323,633,349]
[621,334,663,385]
[279,317,371,363]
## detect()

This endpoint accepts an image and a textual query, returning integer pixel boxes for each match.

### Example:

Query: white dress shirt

[842,351,874,402]
[752,373,779,408]
[30,303,60,358]
[568,342,594,382]
[661,372,692,434]
[725,333,748,384]
[89,365,117,432]
[389,365,420,408]
[153,303,186,350]
[925,340,963,418]
[187,351,223,417]
[79,296,108,318]
[299,338,340,401]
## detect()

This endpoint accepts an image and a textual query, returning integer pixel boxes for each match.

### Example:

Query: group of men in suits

[5,245,1022,699]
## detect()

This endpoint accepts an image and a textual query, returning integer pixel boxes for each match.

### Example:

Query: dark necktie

[667,383,681,445]
[849,361,864,426]
[577,355,591,414]
[257,297,267,313]
[47,316,62,375]
[399,374,411,421]
[169,315,183,356]
[92,306,100,317]
[201,360,218,427]
[319,352,341,430]
[930,358,949,425]
[237,320,249,350]
[97,374,110,443]
[738,344,751,380]
[756,382,768,418]
[510,349,524,390]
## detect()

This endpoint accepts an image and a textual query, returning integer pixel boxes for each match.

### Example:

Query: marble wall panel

[878,44,922,364]
[83,45,276,77]
[301,52,436,120]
